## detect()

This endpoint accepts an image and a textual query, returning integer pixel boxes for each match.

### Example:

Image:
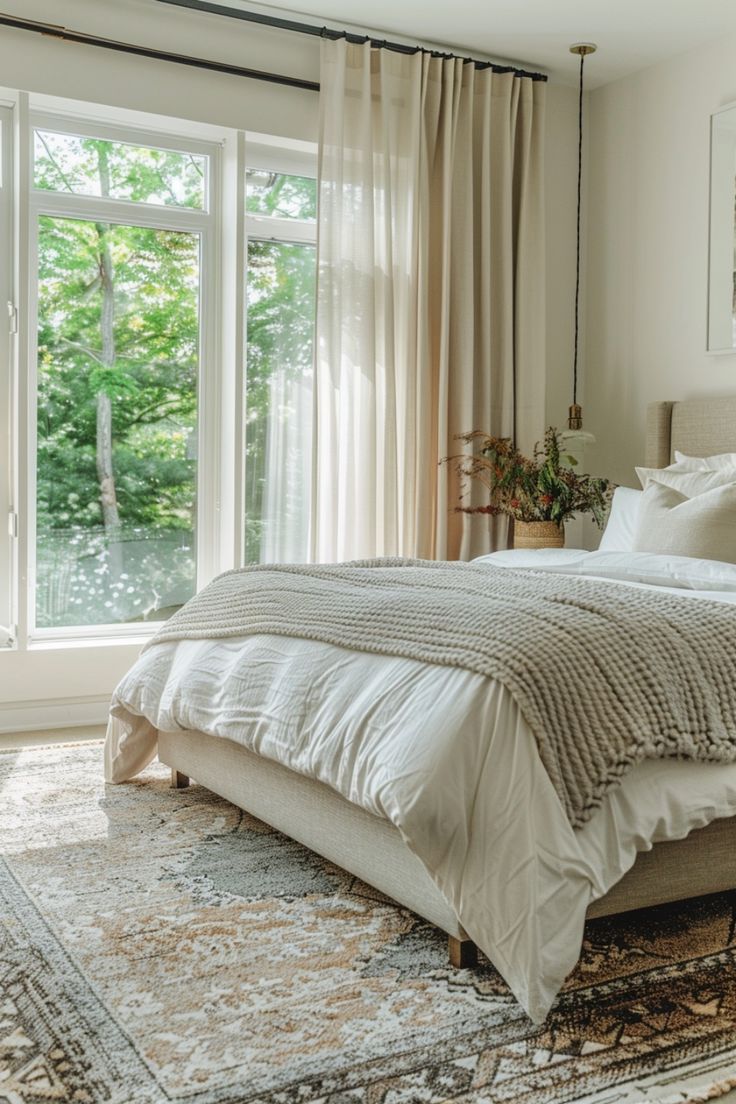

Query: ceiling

[211,0,736,87]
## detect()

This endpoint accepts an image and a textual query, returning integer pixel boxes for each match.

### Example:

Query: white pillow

[674,449,736,471]
[635,464,736,496]
[474,548,590,568]
[598,486,642,552]
[632,480,736,564]
[561,550,736,591]
[474,548,736,591]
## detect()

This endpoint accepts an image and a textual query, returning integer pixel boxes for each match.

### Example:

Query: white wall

[584,32,736,491]
[0,0,579,726]
[0,0,320,140]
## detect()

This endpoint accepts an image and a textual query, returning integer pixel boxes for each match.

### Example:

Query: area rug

[2,744,736,1104]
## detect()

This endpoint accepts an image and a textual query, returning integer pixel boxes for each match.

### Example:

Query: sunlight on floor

[0,724,106,751]
[0,734,111,853]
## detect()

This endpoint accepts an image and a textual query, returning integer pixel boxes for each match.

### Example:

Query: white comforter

[105,549,736,1022]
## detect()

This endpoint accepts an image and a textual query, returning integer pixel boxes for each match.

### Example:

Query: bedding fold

[106,551,736,1024]
[106,637,599,1022]
[144,558,736,827]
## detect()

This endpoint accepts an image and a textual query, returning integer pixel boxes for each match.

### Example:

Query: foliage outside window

[1,114,318,643]
[34,132,203,628]
[34,130,206,208]
[246,169,316,221]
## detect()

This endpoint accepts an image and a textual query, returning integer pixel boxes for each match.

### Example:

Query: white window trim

[0,103,15,648]
[245,213,316,246]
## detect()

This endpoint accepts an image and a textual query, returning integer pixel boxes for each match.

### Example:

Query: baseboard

[0,696,110,734]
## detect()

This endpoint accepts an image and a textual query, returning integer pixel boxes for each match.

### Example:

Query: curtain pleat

[311,40,546,562]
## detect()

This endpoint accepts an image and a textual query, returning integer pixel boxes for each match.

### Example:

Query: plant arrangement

[444,427,613,529]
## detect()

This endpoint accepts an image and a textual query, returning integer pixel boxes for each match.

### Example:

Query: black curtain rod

[155,0,548,81]
[0,12,321,93]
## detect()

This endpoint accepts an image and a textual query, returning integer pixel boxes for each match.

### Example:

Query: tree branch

[124,398,192,427]
[58,338,105,366]
[37,132,77,193]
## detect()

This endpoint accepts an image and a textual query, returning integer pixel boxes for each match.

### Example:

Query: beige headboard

[646,398,736,468]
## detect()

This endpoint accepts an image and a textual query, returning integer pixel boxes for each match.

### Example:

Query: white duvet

[106,549,736,1023]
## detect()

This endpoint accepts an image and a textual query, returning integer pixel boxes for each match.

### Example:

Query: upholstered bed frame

[160,396,736,967]
[646,396,736,467]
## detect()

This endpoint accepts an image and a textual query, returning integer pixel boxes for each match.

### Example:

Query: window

[245,158,316,564]
[28,117,218,634]
[33,130,207,209]
[0,96,317,657]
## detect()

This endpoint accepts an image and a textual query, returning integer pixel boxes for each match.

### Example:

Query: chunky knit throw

[146,559,736,827]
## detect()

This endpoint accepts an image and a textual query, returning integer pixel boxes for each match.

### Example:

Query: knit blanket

[146,559,736,827]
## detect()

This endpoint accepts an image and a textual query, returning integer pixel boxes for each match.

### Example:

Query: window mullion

[214,130,246,574]
[245,214,316,245]
[194,142,226,588]
[0,104,16,646]
[29,192,210,233]
[15,91,32,651]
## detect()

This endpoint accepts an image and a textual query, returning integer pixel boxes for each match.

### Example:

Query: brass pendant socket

[568,404,583,431]
[569,43,598,57]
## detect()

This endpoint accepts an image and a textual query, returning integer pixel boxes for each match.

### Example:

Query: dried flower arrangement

[444,427,613,529]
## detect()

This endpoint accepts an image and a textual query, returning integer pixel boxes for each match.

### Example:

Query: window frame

[0,103,15,648]
[0,95,318,654]
[23,109,224,644]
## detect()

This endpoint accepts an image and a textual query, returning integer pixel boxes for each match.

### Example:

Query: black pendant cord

[572,50,585,410]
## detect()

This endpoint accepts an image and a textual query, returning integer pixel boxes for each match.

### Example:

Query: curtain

[311,39,546,562]
[246,238,316,565]
[260,366,313,563]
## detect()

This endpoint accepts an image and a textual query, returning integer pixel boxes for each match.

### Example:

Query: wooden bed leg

[171,768,190,789]
[449,936,478,969]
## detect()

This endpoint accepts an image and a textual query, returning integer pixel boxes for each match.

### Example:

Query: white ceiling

[229,0,736,87]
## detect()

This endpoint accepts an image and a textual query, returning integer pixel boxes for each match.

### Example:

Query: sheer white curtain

[261,367,313,563]
[311,39,546,562]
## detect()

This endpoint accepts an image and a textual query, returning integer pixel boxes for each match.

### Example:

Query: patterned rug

[2,744,736,1104]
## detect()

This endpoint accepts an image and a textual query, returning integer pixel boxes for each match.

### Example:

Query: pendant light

[562,42,597,459]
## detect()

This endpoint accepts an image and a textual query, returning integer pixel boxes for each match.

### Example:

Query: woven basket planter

[513,520,565,550]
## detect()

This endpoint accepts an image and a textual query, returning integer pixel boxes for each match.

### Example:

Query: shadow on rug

[1,743,736,1104]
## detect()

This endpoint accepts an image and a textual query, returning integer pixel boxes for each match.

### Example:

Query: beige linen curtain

[311,39,546,562]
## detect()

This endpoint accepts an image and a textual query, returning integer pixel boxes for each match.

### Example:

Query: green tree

[35,135,201,625]
[34,139,316,623]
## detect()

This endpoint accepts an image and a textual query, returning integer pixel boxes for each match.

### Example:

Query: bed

[105,395,736,1023]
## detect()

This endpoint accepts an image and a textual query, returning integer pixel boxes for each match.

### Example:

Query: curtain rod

[154,0,548,81]
[0,12,321,93]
